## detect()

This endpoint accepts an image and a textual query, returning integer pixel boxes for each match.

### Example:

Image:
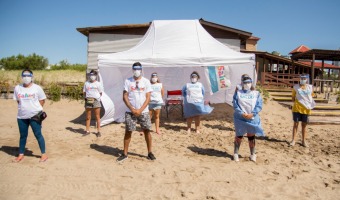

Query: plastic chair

[165,90,183,118]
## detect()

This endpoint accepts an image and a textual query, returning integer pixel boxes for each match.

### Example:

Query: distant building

[77,18,260,70]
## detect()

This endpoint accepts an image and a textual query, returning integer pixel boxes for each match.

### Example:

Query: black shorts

[292,112,309,123]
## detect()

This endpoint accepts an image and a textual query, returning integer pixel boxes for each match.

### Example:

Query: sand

[0,98,339,200]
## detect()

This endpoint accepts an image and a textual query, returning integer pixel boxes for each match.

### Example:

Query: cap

[191,74,198,78]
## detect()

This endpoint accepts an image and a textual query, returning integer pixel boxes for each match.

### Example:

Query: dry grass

[0,70,85,88]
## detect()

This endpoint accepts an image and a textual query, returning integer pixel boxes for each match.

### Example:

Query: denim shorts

[292,112,309,123]
[125,112,152,131]
[85,98,101,109]
[149,103,162,110]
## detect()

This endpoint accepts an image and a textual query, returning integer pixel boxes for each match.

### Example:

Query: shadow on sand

[0,146,40,158]
[187,145,233,160]
[89,144,148,159]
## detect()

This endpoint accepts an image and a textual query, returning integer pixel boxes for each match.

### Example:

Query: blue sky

[1,0,339,65]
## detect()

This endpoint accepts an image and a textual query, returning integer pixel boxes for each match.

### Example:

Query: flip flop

[12,155,24,163]
[39,156,48,162]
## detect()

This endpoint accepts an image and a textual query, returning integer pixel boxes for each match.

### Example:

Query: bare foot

[187,128,191,134]
[13,154,24,163]
[196,130,200,134]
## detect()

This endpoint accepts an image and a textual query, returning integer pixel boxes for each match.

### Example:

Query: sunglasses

[136,81,139,89]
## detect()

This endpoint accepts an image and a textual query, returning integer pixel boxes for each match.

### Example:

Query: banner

[207,66,231,93]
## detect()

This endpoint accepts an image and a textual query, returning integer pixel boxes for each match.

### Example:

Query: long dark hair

[150,72,161,83]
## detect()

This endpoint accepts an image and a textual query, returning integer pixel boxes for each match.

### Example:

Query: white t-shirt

[186,82,204,103]
[123,77,152,113]
[13,84,47,119]
[150,83,164,104]
[83,81,103,100]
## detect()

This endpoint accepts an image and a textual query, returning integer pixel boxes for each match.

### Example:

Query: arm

[123,90,136,114]
[182,85,187,97]
[39,100,45,107]
[292,89,296,102]
[232,92,245,119]
[161,86,164,97]
[251,94,263,117]
[135,92,151,116]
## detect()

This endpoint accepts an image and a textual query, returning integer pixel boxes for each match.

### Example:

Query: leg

[123,131,132,155]
[247,134,256,162]
[187,117,193,133]
[85,108,92,133]
[290,122,299,146]
[247,134,256,155]
[139,113,156,160]
[94,107,101,135]
[30,120,47,161]
[233,136,243,161]
[15,119,30,162]
[154,109,161,134]
[144,129,152,153]
[194,116,201,133]
[301,122,308,147]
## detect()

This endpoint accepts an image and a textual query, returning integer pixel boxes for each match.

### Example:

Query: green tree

[0,54,48,70]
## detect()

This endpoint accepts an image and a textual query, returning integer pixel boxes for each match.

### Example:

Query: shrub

[48,83,62,102]
[65,83,84,101]
[256,85,270,104]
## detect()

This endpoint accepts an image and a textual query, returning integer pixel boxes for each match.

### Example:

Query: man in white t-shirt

[116,62,156,162]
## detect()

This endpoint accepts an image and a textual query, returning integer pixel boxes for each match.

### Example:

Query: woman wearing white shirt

[13,69,48,162]
[182,71,213,133]
[83,70,103,137]
[149,73,164,135]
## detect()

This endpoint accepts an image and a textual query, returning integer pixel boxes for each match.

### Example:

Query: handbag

[86,97,95,105]
[31,111,47,123]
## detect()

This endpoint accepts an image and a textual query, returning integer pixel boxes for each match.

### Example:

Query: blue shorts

[292,112,309,123]
[149,103,162,110]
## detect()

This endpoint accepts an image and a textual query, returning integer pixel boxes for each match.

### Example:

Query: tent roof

[77,18,253,39]
[98,20,255,68]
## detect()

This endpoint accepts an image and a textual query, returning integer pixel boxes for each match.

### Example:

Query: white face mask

[243,83,252,90]
[191,78,197,83]
[22,77,32,85]
[133,70,141,78]
[300,79,307,85]
[151,77,158,83]
[90,75,96,81]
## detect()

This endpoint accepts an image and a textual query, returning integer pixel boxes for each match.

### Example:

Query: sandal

[95,132,101,137]
[39,155,48,162]
[83,131,90,136]
[13,155,24,163]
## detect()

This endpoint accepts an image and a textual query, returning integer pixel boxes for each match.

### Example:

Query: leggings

[17,118,46,154]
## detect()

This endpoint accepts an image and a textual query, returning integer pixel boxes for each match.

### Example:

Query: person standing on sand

[13,69,48,162]
[83,70,103,137]
[232,75,264,162]
[182,71,213,134]
[149,72,164,135]
[289,74,316,147]
[117,62,156,162]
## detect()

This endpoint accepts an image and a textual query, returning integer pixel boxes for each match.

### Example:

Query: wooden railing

[314,79,340,94]
[261,72,300,88]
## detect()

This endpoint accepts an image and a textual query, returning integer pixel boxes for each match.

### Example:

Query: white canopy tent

[98,20,255,125]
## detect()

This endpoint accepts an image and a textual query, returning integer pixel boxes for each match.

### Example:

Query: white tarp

[98,20,255,125]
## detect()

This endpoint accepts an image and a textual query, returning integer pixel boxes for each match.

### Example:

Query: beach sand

[0,98,339,199]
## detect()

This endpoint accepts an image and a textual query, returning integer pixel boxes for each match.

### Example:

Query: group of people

[12,63,316,163]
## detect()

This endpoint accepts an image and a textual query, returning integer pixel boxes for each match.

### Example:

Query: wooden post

[311,54,315,85]
[321,60,324,93]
